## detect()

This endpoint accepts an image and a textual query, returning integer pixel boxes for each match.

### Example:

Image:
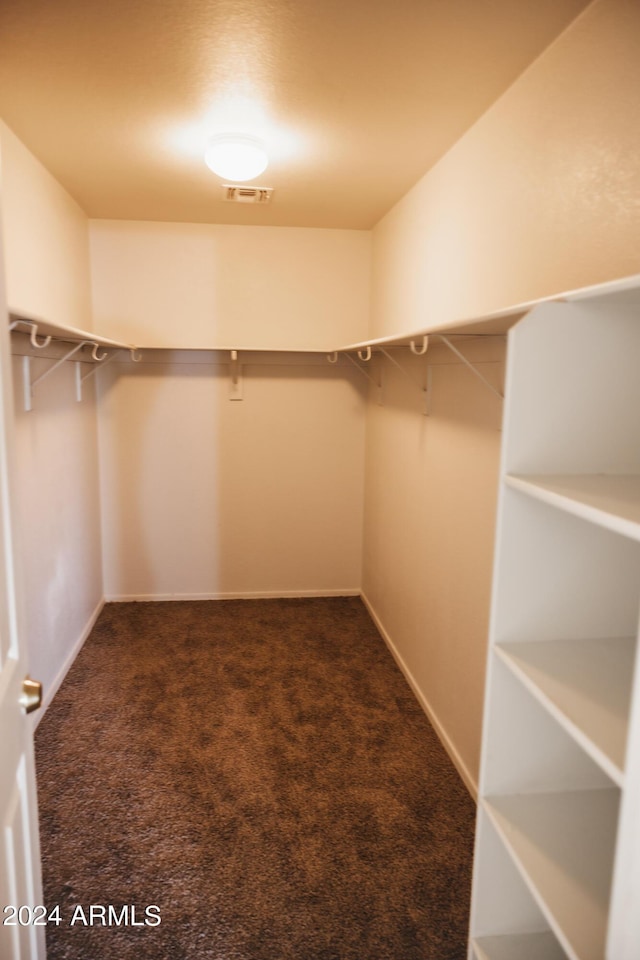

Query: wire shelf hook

[30,324,51,350]
[410,336,429,356]
[130,348,142,362]
[326,352,339,364]
[357,346,372,362]
[91,343,109,361]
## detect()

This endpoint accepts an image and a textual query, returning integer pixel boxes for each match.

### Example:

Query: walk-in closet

[0,0,639,957]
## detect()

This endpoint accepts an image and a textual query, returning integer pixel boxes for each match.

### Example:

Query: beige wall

[89,220,371,350]
[0,123,103,714]
[0,122,93,330]
[371,0,640,339]
[98,356,365,600]
[362,342,504,794]
[364,0,640,791]
[89,220,370,599]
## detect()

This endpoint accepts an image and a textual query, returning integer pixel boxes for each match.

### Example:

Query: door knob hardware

[20,676,43,714]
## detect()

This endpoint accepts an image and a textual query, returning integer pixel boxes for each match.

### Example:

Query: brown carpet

[35,597,475,959]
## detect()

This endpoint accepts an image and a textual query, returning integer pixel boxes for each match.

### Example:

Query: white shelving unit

[469,281,640,959]
[473,931,568,960]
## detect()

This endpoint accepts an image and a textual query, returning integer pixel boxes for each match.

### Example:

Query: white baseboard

[104,588,362,602]
[361,591,478,800]
[34,596,105,728]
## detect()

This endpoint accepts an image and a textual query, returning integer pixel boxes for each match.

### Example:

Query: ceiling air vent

[223,185,273,204]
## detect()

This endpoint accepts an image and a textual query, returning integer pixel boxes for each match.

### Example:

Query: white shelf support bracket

[326,351,339,364]
[229,350,243,401]
[22,355,32,412]
[76,349,122,400]
[75,361,82,402]
[25,340,93,410]
[437,335,504,400]
[344,352,383,404]
[31,341,88,390]
[379,347,430,416]
[357,346,372,362]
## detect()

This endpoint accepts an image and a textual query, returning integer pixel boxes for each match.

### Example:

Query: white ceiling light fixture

[204,134,269,181]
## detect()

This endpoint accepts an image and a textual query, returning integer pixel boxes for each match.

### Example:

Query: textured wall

[371,0,640,338]
[0,124,103,710]
[89,219,370,599]
[0,121,93,329]
[364,0,640,791]
[97,357,366,600]
[89,220,371,350]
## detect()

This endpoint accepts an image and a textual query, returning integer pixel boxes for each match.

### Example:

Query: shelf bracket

[379,347,430,415]
[75,348,122,400]
[344,353,383,405]
[23,341,93,411]
[21,355,32,412]
[437,335,503,400]
[229,350,243,401]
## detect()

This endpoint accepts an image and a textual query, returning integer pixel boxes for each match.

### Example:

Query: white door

[0,238,45,958]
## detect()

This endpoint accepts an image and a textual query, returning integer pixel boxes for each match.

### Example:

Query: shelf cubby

[495,636,636,786]
[469,809,568,959]
[492,488,640,645]
[484,788,619,960]
[500,299,640,477]
[473,931,568,960]
[481,654,618,797]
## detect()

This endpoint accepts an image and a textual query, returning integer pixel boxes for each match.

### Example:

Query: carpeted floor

[35,597,475,959]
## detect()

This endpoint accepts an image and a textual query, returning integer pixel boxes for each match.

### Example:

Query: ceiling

[0,0,591,229]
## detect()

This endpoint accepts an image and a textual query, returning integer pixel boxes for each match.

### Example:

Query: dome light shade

[205,134,268,181]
